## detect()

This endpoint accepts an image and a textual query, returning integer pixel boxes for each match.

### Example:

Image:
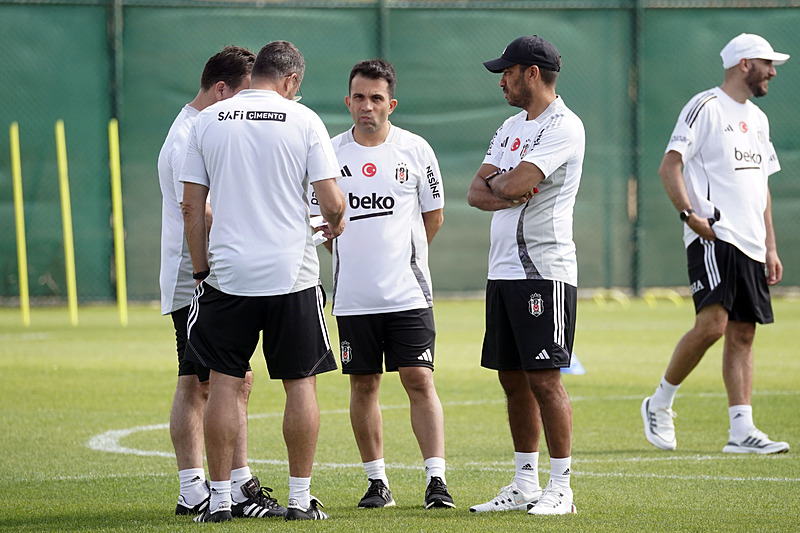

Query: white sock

[651,376,680,409]
[729,405,754,440]
[208,480,231,513]
[288,476,311,509]
[513,451,540,494]
[424,457,446,485]
[549,456,571,490]
[364,458,389,488]
[178,468,208,506]
[230,466,252,504]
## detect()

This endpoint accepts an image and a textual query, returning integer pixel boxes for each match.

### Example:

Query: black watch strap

[193,270,210,280]
[679,208,694,222]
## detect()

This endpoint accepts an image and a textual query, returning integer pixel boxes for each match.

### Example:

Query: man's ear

[214,80,227,101]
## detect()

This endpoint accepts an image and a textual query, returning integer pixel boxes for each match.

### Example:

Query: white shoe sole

[527,503,577,515]
[722,443,789,454]
[641,397,676,451]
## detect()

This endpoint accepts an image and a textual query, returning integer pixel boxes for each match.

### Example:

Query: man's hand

[686,213,716,241]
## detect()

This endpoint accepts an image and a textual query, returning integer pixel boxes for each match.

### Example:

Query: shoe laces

[492,484,519,501]
[745,427,770,442]
[427,476,448,496]
[254,485,280,509]
[537,482,567,508]
[650,404,677,426]
[364,478,389,499]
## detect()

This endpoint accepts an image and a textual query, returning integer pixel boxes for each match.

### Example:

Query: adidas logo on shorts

[418,348,433,362]
[535,350,550,360]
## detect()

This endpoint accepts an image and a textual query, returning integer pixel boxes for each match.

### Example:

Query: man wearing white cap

[641,34,790,455]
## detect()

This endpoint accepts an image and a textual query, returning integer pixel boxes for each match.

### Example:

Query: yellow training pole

[10,122,31,327]
[55,120,79,326]
[108,118,128,326]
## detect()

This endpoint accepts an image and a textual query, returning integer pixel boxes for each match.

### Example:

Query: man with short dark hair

[313,58,453,510]
[158,45,285,520]
[180,40,346,522]
[467,35,585,516]
[641,33,790,455]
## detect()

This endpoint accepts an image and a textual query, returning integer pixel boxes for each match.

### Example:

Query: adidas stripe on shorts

[687,237,773,324]
[336,308,436,374]
[482,279,576,371]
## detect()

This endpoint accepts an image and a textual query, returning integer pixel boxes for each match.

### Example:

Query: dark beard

[506,83,533,109]
[745,71,768,98]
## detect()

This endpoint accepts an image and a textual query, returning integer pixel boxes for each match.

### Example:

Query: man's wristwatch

[679,208,694,222]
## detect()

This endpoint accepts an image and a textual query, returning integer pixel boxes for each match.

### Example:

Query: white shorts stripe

[315,285,331,351]
[553,281,565,347]
[702,239,721,289]
[186,282,204,340]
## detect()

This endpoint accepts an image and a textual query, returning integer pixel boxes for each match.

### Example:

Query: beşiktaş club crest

[341,340,352,364]
[395,163,409,184]
[520,139,532,158]
[529,293,544,317]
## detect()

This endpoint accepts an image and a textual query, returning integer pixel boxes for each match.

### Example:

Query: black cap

[483,35,561,73]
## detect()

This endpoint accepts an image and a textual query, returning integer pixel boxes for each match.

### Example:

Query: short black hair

[252,41,305,83]
[349,58,397,98]
[518,63,559,86]
[200,45,255,91]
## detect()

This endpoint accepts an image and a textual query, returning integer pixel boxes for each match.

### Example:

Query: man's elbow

[321,191,346,223]
[466,186,481,208]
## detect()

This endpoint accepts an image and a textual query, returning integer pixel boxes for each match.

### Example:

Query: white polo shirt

[483,96,585,286]
[312,125,444,316]
[181,89,340,296]
[158,104,199,315]
[665,87,780,262]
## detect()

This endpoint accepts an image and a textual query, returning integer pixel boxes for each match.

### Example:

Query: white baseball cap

[720,33,790,69]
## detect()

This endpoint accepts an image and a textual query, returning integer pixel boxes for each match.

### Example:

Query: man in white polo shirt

[641,34,790,455]
[158,45,286,520]
[180,40,346,522]
[467,35,584,516]
[313,58,452,510]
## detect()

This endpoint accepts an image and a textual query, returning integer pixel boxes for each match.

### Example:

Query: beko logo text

[734,147,761,165]
[349,192,395,210]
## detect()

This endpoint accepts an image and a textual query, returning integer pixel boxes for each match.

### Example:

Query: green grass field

[1,297,798,532]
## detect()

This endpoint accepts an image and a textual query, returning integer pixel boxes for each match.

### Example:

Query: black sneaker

[175,479,210,515]
[232,476,287,518]
[285,497,329,520]
[175,494,209,516]
[358,478,395,508]
[193,502,233,523]
[424,477,455,509]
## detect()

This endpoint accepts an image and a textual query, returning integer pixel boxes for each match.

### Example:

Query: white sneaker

[469,482,541,513]
[641,396,677,450]
[527,480,576,516]
[722,427,790,455]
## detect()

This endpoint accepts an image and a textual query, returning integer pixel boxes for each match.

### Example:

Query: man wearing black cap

[467,35,585,516]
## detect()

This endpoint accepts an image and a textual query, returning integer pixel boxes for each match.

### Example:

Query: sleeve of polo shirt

[416,139,445,213]
[481,123,506,168]
[665,94,709,163]
[521,117,580,177]
[761,112,781,176]
[179,121,210,188]
[306,114,339,184]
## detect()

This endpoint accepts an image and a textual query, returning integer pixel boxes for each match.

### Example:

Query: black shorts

[687,238,773,324]
[185,283,337,379]
[482,279,576,371]
[336,308,436,374]
[171,306,210,382]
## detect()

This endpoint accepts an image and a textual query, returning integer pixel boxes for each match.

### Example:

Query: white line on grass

[87,392,798,483]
